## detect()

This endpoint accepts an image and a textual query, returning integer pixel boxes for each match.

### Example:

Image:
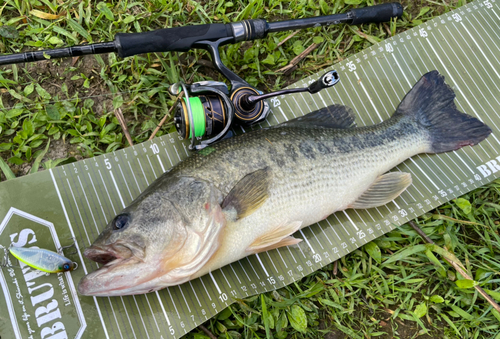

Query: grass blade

[0,156,16,180]
[383,244,427,265]
[30,140,50,174]
[261,295,272,339]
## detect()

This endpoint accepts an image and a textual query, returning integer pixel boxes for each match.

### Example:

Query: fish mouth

[83,247,121,265]
[78,242,195,296]
[79,243,154,296]
[78,258,149,296]
[83,241,145,265]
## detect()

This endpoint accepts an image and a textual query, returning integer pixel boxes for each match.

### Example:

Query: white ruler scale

[1,1,500,338]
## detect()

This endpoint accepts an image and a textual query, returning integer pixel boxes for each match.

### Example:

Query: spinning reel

[169,47,340,150]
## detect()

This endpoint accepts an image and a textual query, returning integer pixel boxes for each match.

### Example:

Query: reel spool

[170,81,235,150]
[174,95,226,140]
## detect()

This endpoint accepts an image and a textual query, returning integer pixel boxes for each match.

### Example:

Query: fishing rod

[0,3,403,150]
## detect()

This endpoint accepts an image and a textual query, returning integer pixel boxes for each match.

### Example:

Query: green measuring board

[2,1,500,338]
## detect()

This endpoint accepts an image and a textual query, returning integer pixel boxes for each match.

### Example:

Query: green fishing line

[185,97,206,138]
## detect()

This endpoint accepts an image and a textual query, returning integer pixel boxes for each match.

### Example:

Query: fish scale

[177,116,423,192]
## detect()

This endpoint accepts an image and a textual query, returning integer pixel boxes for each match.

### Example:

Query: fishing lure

[9,247,78,273]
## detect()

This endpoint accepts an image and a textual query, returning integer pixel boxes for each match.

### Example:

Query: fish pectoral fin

[278,105,356,129]
[222,167,270,220]
[246,221,302,253]
[348,172,412,209]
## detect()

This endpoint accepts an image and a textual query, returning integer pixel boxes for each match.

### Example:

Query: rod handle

[115,24,231,58]
[349,2,403,25]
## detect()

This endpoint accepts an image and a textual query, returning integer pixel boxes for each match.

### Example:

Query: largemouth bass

[78,71,491,296]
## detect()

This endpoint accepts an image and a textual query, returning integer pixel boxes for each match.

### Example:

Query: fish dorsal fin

[246,221,303,253]
[280,105,356,129]
[222,168,270,220]
[348,172,412,209]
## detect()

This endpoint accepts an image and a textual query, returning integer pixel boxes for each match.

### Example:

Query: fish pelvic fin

[348,172,412,209]
[395,70,491,153]
[246,221,302,253]
[278,105,356,129]
[222,167,270,220]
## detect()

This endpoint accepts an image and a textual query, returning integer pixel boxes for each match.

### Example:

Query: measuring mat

[2,1,500,338]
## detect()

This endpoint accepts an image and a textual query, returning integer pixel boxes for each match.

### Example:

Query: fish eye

[63,263,71,271]
[113,214,130,230]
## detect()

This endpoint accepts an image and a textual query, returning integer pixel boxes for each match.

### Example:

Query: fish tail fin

[395,70,492,153]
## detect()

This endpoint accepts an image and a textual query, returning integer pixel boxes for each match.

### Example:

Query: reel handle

[240,70,340,110]
[306,70,341,94]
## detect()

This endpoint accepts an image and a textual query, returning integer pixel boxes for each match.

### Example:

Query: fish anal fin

[222,168,270,220]
[280,105,356,129]
[349,172,412,209]
[246,221,302,253]
[250,237,302,254]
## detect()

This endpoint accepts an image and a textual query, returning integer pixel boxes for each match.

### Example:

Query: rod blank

[0,42,117,66]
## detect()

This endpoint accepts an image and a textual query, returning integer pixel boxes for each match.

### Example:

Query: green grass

[2,0,500,338]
